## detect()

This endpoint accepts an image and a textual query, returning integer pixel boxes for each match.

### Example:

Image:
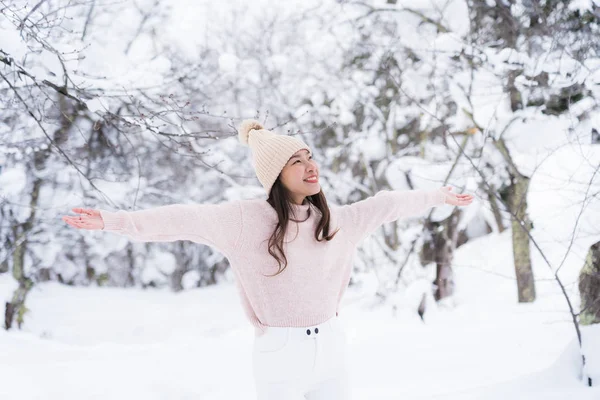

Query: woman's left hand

[440,186,474,207]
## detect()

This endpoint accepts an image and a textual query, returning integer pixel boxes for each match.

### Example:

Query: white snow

[1,229,599,399]
[0,165,27,196]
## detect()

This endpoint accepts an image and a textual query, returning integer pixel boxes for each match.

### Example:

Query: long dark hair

[265,176,339,277]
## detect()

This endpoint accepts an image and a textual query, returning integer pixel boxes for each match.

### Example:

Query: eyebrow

[289,150,311,160]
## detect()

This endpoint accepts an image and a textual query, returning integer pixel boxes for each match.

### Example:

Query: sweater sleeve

[98,201,243,256]
[338,188,447,245]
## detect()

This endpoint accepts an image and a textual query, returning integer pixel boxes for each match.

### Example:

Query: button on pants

[252,314,351,399]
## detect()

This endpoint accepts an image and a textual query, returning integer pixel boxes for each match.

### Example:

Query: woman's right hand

[62,208,104,230]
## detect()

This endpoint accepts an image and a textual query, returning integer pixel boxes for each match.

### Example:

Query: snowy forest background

[1,0,600,399]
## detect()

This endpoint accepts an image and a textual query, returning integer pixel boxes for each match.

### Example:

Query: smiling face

[279,149,320,205]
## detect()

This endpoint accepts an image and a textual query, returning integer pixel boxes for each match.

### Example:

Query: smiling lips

[304,175,318,183]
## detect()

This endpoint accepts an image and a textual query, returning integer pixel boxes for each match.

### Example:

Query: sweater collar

[289,200,311,221]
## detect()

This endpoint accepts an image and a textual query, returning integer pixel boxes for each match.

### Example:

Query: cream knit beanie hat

[238,119,311,196]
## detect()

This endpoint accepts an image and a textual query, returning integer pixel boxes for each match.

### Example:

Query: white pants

[252,314,351,399]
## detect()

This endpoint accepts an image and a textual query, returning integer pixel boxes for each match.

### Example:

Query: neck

[290,195,306,205]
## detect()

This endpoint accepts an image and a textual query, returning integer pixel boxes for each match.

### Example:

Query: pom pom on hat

[238,119,264,146]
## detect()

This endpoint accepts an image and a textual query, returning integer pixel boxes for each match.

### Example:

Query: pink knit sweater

[99,188,447,336]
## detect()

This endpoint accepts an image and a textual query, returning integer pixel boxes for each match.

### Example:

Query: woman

[63,120,473,399]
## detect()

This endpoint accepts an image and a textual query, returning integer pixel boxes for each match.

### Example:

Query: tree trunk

[579,241,600,325]
[494,138,536,303]
[508,175,536,302]
[487,184,506,233]
[4,93,76,330]
[170,241,188,292]
[422,208,461,301]
[4,177,41,330]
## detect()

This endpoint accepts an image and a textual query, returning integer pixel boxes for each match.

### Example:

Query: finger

[72,208,92,216]
[451,197,472,205]
[64,220,81,228]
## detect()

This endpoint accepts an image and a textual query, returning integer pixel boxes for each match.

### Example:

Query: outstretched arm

[338,186,472,245]
[62,201,243,256]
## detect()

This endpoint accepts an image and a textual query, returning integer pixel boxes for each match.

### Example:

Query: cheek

[291,169,306,186]
[281,167,302,186]
[292,170,304,183]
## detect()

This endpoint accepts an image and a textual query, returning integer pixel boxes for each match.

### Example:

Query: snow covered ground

[1,229,599,399]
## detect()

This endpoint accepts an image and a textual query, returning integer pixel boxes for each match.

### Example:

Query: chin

[308,186,321,196]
